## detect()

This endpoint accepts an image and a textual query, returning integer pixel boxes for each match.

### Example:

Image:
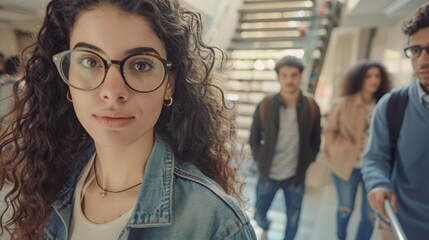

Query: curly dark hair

[0,0,240,239]
[340,61,391,102]
[403,2,429,36]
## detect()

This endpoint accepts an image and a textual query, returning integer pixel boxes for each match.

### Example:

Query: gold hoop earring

[163,96,173,106]
[66,91,72,102]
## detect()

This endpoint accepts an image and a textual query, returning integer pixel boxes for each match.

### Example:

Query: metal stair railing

[301,0,343,94]
[301,0,322,94]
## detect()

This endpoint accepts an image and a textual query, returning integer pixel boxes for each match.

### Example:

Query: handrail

[301,0,343,94]
[384,199,408,240]
[301,0,321,94]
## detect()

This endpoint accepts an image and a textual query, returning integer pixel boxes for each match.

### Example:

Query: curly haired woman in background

[0,0,256,239]
[323,61,391,240]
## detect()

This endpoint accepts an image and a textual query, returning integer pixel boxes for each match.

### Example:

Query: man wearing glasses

[362,3,429,239]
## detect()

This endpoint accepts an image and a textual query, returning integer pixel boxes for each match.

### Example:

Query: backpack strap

[305,95,317,127]
[259,95,273,130]
[386,87,409,171]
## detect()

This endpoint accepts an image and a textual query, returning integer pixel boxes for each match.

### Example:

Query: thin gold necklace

[93,158,143,197]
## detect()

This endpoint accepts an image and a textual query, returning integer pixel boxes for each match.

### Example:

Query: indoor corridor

[242,154,365,240]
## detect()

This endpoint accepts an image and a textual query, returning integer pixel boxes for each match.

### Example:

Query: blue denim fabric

[44,134,256,240]
[332,169,374,240]
[254,177,305,240]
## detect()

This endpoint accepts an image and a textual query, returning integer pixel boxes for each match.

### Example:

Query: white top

[69,154,134,240]
[269,106,299,180]
[356,102,375,168]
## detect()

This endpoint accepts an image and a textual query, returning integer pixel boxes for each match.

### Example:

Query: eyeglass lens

[405,46,429,58]
[59,50,166,92]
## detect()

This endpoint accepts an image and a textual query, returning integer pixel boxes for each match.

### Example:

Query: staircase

[226,0,342,144]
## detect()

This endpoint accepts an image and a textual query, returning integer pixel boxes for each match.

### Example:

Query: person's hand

[368,188,397,220]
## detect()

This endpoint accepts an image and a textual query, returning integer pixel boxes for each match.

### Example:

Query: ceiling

[0,0,427,30]
[0,0,47,24]
[341,0,429,27]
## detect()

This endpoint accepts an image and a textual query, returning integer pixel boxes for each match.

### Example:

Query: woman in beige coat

[324,62,391,240]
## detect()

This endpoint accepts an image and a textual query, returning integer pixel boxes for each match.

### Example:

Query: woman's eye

[132,61,153,71]
[78,57,100,68]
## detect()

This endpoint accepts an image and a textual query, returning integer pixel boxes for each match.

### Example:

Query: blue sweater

[362,80,429,239]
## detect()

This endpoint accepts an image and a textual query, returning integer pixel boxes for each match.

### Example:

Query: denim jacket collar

[128,134,174,227]
[50,133,175,232]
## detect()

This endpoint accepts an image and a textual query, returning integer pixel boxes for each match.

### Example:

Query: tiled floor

[243,157,364,240]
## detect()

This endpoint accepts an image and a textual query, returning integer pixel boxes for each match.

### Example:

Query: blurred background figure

[0,52,5,76]
[249,56,321,240]
[0,55,22,121]
[323,61,391,240]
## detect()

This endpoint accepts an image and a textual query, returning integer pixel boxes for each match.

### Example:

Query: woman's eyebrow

[72,42,161,56]
[126,47,160,56]
[73,42,104,53]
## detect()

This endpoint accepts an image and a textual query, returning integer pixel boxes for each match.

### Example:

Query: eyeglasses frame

[52,49,173,93]
[403,45,429,59]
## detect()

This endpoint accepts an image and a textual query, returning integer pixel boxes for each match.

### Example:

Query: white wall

[0,20,40,57]
[370,20,414,87]
[315,28,361,114]
[316,15,415,114]
[204,0,243,51]
[183,0,243,51]
[0,27,18,57]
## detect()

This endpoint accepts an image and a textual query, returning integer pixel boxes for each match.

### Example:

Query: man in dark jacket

[249,55,321,240]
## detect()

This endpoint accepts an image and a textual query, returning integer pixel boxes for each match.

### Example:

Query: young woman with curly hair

[323,61,391,240]
[0,0,256,239]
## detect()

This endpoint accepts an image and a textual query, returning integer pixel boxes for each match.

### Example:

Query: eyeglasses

[52,49,172,93]
[403,46,429,59]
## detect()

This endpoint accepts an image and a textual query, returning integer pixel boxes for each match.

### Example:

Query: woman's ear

[165,74,175,98]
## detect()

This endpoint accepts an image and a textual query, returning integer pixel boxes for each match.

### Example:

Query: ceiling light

[384,0,410,15]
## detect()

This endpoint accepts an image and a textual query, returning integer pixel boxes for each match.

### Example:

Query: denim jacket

[44,135,256,240]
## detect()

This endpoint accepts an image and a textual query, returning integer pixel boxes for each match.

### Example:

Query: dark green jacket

[249,92,321,185]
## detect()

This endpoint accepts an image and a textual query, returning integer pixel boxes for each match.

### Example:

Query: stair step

[244,0,309,3]
[229,59,277,69]
[241,10,312,20]
[228,69,277,80]
[227,78,278,82]
[227,80,280,93]
[236,29,328,38]
[229,41,303,50]
[228,57,282,62]
[227,88,278,94]
[232,36,305,42]
[228,49,305,61]
[239,18,329,31]
[239,26,301,32]
[239,1,313,13]
[240,7,312,16]
[240,16,312,23]
[229,39,324,51]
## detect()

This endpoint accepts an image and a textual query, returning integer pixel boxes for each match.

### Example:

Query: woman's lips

[93,112,135,128]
